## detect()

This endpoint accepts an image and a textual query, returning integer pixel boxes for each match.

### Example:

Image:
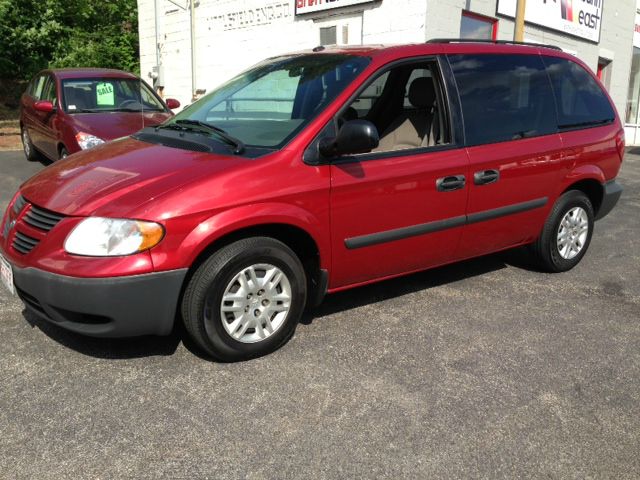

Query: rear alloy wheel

[531,190,594,272]
[21,127,39,162]
[181,237,307,361]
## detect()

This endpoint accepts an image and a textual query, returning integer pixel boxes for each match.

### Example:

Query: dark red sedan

[19,68,180,162]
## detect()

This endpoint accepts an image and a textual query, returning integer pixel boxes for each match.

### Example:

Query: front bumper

[595,179,623,221]
[11,265,187,337]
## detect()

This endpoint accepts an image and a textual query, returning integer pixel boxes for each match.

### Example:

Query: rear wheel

[21,127,39,162]
[59,147,69,160]
[531,190,594,272]
[181,237,307,361]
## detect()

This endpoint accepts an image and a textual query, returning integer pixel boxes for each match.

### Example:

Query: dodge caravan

[0,41,624,361]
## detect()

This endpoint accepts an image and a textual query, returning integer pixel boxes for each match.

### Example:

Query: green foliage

[0,0,139,81]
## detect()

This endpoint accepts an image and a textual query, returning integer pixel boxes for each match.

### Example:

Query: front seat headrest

[408,77,436,109]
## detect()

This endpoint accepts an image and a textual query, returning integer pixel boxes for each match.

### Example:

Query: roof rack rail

[426,38,562,51]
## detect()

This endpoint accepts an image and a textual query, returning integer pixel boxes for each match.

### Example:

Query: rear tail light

[615,129,625,162]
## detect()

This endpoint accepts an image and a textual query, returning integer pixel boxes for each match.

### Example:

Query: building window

[320,26,337,46]
[460,11,498,40]
[626,47,640,125]
[597,58,612,92]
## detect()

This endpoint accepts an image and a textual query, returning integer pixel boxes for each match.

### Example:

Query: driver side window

[340,60,450,154]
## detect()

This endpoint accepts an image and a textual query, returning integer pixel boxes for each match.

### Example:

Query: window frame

[447,53,561,148]
[41,75,58,105]
[305,55,461,165]
[60,77,168,114]
[460,10,499,41]
[31,74,48,101]
[541,55,616,133]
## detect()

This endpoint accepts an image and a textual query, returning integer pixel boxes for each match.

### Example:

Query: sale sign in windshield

[498,0,603,42]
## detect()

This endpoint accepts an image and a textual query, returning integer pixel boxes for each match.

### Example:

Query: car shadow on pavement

[19,247,539,360]
[22,309,183,359]
[302,246,539,325]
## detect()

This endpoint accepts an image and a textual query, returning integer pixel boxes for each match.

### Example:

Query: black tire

[531,190,594,272]
[21,127,39,162]
[59,147,69,160]
[181,237,307,361]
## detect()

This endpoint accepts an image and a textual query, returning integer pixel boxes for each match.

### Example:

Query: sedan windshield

[62,78,165,113]
[168,53,370,149]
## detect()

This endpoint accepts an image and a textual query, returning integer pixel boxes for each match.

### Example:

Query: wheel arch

[562,178,604,217]
[560,165,606,217]
[171,204,330,309]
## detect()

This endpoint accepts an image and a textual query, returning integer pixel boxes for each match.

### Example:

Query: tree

[0,0,139,82]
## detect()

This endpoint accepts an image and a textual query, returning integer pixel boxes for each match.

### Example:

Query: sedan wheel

[21,128,38,161]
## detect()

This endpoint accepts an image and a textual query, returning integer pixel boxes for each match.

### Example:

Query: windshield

[169,54,370,149]
[62,78,165,113]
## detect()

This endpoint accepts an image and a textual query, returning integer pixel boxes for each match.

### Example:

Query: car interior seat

[374,77,438,152]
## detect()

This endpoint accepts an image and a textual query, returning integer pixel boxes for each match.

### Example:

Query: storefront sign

[296,0,374,15]
[208,2,291,30]
[497,0,603,43]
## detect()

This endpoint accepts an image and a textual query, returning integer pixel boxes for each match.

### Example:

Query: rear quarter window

[448,54,557,146]
[542,56,615,129]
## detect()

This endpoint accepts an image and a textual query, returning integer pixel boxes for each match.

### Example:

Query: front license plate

[0,253,15,296]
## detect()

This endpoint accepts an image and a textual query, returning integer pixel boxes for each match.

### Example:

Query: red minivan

[19,68,180,162]
[1,41,624,361]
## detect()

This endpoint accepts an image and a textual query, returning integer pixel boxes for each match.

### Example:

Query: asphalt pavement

[0,149,638,479]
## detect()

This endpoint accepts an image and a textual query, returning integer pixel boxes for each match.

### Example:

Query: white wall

[138,0,427,107]
[138,0,635,118]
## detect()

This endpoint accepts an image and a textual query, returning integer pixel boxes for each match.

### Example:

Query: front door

[328,58,468,289]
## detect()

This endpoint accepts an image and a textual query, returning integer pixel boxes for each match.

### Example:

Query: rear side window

[448,54,557,146]
[542,56,615,129]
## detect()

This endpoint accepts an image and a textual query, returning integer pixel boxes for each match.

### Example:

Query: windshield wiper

[174,119,245,154]
[111,107,164,112]
[67,108,101,113]
[559,118,613,130]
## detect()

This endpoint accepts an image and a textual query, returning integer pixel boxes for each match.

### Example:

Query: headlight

[64,218,164,256]
[75,132,105,150]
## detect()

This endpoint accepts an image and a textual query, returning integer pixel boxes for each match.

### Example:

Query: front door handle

[436,175,466,192]
[474,169,500,186]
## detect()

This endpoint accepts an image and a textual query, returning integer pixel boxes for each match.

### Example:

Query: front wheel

[531,190,594,272]
[181,237,307,361]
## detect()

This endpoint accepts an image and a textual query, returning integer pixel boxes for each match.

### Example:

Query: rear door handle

[473,169,500,186]
[436,175,466,192]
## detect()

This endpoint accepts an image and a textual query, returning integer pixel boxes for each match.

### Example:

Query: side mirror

[165,98,181,109]
[34,100,54,113]
[319,120,379,158]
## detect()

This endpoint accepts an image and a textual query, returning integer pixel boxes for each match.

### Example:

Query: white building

[138,0,639,142]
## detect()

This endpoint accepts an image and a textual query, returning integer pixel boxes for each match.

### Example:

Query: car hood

[20,137,251,218]
[69,111,173,140]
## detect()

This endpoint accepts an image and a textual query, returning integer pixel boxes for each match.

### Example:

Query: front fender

[150,202,331,272]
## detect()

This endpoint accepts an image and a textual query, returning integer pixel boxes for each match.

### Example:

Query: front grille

[24,205,65,232]
[12,195,27,214]
[12,231,39,254]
